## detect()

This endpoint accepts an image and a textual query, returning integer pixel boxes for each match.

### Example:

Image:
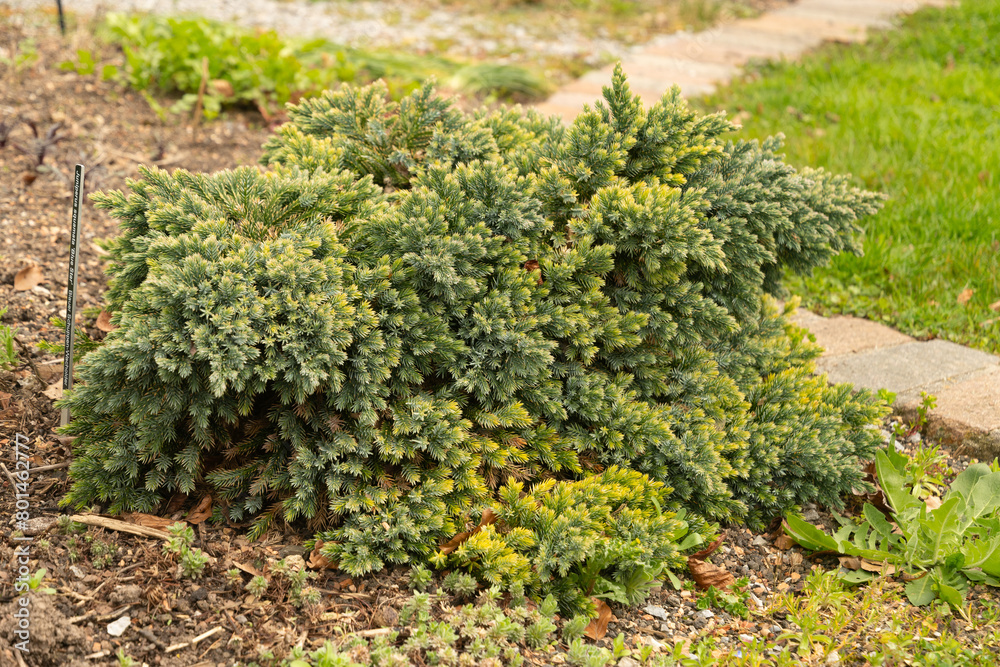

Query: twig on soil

[69,513,171,540]
[12,336,42,382]
[344,627,394,638]
[199,637,224,659]
[638,625,672,639]
[138,626,166,650]
[29,460,70,472]
[192,56,209,124]
[71,604,132,626]
[60,587,94,603]
[165,626,223,653]
[0,463,19,492]
[105,146,189,166]
[84,649,111,660]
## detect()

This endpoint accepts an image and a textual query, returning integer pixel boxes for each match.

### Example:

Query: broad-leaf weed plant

[785,449,1000,609]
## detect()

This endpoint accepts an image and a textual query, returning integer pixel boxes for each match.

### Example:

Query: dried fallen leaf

[688,557,735,590]
[773,534,796,550]
[584,598,612,640]
[42,382,62,400]
[122,513,177,531]
[210,79,235,98]
[957,287,974,305]
[95,310,117,332]
[186,495,213,524]
[233,561,265,578]
[0,391,11,411]
[860,459,893,517]
[438,530,471,556]
[989,300,1000,312]
[164,493,188,515]
[13,264,43,291]
[308,539,336,570]
[924,496,943,511]
[838,556,861,569]
[860,559,896,575]
[689,533,725,560]
[438,508,500,555]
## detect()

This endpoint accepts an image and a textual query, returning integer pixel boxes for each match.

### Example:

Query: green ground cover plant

[64,13,549,120]
[696,0,1000,354]
[245,563,1000,666]
[58,66,889,614]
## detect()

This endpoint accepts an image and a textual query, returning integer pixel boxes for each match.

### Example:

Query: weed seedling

[246,575,268,598]
[0,307,19,370]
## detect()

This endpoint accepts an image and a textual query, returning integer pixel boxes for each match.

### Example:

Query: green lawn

[695,0,1000,354]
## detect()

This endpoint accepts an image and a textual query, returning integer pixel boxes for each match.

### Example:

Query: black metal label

[62,164,84,393]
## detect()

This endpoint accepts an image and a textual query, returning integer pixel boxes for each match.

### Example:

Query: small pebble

[643,605,669,621]
[752,535,768,547]
[618,658,641,667]
[699,609,714,619]
[739,633,754,643]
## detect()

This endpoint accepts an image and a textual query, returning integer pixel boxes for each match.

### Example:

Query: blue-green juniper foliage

[60,66,888,610]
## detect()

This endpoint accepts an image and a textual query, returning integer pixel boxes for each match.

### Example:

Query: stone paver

[816,340,998,396]
[536,0,994,455]
[791,312,915,358]
[535,0,948,123]
[800,312,1000,456]
[916,368,1000,457]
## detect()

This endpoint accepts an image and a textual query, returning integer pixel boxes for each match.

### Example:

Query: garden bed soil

[1,10,998,667]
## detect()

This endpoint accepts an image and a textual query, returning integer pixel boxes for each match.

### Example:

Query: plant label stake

[61,164,84,427]
[56,0,66,35]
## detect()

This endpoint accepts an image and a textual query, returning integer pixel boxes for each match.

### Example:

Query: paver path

[535,0,999,457]
[536,0,951,119]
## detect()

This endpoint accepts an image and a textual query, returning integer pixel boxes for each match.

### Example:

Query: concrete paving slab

[771,5,895,27]
[703,26,824,58]
[576,55,736,83]
[816,339,999,395]
[899,367,1000,458]
[566,68,727,97]
[738,14,871,43]
[643,34,788,66]
[791,312,914,357]
[542,90,608,111]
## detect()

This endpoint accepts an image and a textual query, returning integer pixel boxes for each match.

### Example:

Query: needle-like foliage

[62,67,888,607]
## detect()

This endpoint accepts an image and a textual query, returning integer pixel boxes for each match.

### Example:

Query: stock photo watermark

[8,433,35,655]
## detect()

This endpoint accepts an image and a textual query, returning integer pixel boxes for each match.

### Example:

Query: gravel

[4,0,626,67]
